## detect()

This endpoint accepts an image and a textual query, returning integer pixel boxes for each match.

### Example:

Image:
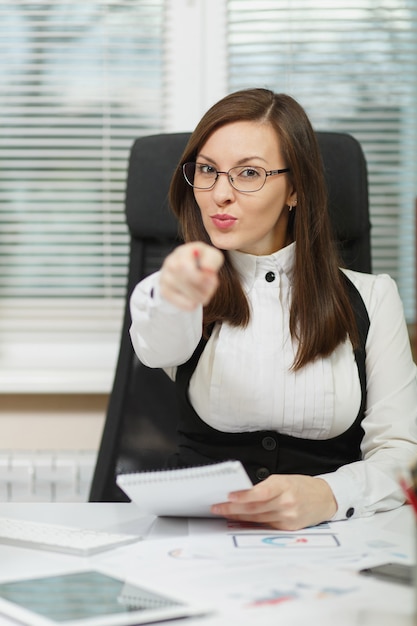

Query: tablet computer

[0,570,208,626]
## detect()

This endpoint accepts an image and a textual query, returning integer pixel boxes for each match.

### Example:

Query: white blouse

[129,243,417,521]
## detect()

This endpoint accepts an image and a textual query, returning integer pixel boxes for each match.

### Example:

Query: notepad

[116,460,253,517]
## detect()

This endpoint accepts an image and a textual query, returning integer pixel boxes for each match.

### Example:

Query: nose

[212,171,235,203]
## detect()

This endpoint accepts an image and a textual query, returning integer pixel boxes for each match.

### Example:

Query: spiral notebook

[116,460,252,517]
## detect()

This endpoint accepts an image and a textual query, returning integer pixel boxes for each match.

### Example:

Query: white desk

[0,503,414,626]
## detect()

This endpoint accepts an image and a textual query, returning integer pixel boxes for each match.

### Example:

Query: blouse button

[262,436,277,451]
[265,271,276,283]
[346,507,355,518]
[255,467,270,481]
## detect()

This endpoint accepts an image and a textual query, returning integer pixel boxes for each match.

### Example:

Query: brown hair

[169,88,358,369]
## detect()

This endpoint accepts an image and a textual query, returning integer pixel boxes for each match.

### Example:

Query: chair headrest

[317,131,369,242]
[126,132,190,240]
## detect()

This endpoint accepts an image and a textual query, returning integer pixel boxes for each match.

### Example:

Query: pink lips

[211,214,237,230]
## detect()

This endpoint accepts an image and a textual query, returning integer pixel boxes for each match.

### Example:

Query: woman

[129,88,417,530]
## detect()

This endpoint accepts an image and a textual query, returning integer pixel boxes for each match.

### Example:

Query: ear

[286,189,297,209]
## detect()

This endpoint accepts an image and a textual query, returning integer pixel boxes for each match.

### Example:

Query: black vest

[171,275,370,484]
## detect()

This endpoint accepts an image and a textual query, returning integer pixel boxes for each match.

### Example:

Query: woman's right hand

[159,242,224,311]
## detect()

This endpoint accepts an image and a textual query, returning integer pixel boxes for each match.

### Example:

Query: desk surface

[0,503,414,626]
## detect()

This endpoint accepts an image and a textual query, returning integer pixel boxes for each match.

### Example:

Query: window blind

[0,0,164,300]
[227,0,417,321]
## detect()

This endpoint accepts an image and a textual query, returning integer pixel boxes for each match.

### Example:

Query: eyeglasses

[182,162,290,193]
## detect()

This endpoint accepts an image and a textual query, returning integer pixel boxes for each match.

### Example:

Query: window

[0,0,165,392]
[227,0,417,321]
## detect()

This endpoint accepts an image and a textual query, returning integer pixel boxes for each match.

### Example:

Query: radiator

[0,450,97,502]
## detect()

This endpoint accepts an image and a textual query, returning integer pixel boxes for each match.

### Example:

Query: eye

[237,167,262,179]
[196,163,216,175]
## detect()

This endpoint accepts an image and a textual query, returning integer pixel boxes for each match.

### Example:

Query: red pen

[193,248,216,274]
[193,249,202,271]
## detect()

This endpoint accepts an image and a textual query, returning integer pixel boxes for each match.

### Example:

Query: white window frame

[1,0,414,394]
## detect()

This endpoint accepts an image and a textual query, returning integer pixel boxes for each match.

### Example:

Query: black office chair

[89,131,371,502]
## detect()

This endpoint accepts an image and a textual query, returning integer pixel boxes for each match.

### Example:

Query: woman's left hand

[211,474,337,530]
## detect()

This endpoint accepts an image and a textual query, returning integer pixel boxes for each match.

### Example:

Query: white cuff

[318,468,366,521]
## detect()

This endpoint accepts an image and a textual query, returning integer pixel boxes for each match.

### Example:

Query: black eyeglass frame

[182,162,291,193]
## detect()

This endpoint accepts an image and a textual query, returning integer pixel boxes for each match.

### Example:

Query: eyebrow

[196,153,268,166]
